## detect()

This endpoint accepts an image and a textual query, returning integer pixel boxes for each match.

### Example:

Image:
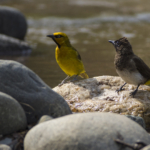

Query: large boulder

[0,34,31,55]
[24,113,150,150]
[0,60,72,124]
[0,6,27,40]
[0,92,27,135]
[53,76,150,129]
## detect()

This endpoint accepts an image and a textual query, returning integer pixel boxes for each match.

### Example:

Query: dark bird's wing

[133,55,150,79]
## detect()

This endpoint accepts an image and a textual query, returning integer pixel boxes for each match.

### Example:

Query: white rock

[53,76,150,128]
[24,113,150,150]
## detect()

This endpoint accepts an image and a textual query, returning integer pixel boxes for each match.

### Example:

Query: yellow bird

[47,32,89,86]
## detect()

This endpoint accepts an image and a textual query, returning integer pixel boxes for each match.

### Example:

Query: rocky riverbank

[0,63,150,149]
[0,60,72,149]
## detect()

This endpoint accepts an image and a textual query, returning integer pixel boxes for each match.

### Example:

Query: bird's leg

[116,83,127,94]
[58,76,70,86]
[130,84,140,97]
[70,75,78,82]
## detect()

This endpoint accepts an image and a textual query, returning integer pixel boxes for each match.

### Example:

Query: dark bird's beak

[47,34,59,47]
[108,40,115,46]
[47,35,54,39]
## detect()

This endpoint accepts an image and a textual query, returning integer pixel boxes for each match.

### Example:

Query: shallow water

[1,0,150,87]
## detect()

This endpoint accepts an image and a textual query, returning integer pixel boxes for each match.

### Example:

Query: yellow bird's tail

[79,72,89,79]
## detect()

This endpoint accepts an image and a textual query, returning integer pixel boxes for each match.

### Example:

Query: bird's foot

[115,83,126,94]
[70,75,78,83]
[58,83,63,87]
[58,81,67,87]
[129,84,140,97]
[70,79,77,83]
[58,80,72,86]
[116,88,125,94]
[58,76,70,87]
[129,90,137,97]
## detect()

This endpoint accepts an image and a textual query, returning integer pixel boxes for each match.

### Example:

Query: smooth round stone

[0,6,27,40]
[0,92,27,135]
[0,144,12,150]
[24,113,150,150]
[38,115,53,124]
[0,60,72,124]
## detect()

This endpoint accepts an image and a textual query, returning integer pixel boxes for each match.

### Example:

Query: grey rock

[24,113,150,150]
[0,144,11,150]
[0,34,31,56]
[0,6,27,40]
[0,60,72,124]
[141,145,150,150]
[38,115,53,124]
[126,115,145,128]
[0,92,27,135]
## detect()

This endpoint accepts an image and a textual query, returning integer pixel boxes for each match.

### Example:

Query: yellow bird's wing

[72,47,82,61]
[72,47,89,79]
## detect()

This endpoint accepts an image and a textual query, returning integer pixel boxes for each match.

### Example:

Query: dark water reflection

[1,0,150,87]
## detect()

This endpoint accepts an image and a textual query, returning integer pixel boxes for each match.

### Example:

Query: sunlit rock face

[53,76,150,129]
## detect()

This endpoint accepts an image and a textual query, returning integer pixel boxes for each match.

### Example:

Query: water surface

[1,0,150,87]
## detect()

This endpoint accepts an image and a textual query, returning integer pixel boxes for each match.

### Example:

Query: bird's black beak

[47,34,60,48]
[108,40,115,46]
[47,35,54,39]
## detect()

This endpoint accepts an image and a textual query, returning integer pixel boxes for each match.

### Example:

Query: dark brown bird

[109,37,150,97]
